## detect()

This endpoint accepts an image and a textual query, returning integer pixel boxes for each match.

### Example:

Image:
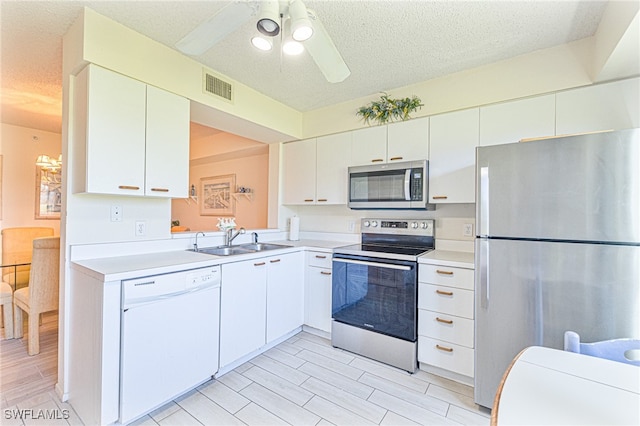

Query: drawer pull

[315,255,327,259]
[304,199,314,202]
[436,269,454,275]
[436,344,454,353]
[118,185,140,190]
[150,187,169,192]
[389,156,403,161]
[371,158,384,163]
[432,195,448,200]
[436,289,454,296]
[317,199,328,202]
[320,271,332,275]
[270,259,281,263]
[436,317,453,325]
[254,262,266,266]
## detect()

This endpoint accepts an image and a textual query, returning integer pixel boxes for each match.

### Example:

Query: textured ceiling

[1,0,609,134]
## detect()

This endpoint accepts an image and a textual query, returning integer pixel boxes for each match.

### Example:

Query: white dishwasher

[120,266,220,424]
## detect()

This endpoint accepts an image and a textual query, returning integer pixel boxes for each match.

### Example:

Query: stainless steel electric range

[331,218,435,372]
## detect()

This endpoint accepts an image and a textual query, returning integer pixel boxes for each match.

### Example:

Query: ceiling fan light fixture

[251,34,273,51]
[256,0,280,37]
[289,0,313,41]
[283,39,304,55]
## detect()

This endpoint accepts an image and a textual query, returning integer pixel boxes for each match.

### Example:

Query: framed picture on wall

[200,174,235,216]
[35,166,62,219]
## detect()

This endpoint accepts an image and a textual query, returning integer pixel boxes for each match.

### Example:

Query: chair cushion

[13,286,29,306]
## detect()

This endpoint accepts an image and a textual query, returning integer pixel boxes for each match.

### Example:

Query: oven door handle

[333,258,412,271]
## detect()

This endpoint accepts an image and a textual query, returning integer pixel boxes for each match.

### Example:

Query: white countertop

[71,239,352,282]
[495,346,640,425]
[419,250,474,268]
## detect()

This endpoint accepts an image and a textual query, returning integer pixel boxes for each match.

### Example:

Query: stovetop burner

[334,218,435,261]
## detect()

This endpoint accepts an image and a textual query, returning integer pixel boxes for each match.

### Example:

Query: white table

[493,346,640,425]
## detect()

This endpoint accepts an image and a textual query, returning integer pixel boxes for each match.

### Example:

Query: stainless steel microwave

[348,160,435,210]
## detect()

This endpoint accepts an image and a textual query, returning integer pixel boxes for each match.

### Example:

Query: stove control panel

[361,218,434,236]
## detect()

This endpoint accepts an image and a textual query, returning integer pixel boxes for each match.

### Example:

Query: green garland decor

[356,94,423,125]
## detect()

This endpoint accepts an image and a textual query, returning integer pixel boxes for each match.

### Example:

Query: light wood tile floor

[1,317,491,425]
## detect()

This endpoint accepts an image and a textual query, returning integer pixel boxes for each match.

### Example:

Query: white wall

[0,123,62,235]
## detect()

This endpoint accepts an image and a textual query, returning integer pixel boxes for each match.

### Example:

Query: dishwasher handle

[123,282,218,310]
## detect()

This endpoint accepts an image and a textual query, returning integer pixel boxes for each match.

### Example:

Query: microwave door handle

[404,169,411,201]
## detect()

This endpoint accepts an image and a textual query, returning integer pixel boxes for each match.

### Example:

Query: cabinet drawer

[307,251,333,269]
[419,264,474,290]
[418,283,474,319]
[418,337,474,378]
[418,310,474,348]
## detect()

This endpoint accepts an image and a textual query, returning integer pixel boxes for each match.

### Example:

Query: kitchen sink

[190,242,292,256]
[192,246,255,256]
[237,243,292,252]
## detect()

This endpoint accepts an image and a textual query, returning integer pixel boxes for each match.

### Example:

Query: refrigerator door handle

[479,239,489,308]
[479,167,489,237]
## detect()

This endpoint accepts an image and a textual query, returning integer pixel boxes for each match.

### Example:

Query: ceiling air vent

[203,70,233,102]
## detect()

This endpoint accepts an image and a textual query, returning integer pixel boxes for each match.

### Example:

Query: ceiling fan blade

[176,1,259,55]
[304,9,351,83]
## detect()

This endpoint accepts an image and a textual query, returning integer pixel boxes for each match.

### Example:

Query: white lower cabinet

[304,251,333,332]
[418,262,475,380]
[266,251,305,343]
[220,251,304,369]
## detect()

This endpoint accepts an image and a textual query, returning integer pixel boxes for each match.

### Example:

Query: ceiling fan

[175,0,350,83]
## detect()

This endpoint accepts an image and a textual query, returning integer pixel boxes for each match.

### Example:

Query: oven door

[331,254,417,342]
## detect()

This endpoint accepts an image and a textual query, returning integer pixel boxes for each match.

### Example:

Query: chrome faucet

[193,232,205,252]
[225,227,245,246]
[252,232,259,244]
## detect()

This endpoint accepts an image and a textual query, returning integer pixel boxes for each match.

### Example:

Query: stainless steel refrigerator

[474,128,640,409]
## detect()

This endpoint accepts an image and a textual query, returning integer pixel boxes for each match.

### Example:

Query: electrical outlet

[463,223,473,237]
[110,205,122,222]
[135,221,146,236]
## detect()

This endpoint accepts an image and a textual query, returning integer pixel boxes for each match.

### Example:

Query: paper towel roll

[289,216,300,241]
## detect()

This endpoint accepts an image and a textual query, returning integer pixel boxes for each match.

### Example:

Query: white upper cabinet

[144,85,190,197]
[282,133,352,205]
[479,94,556,146]
[351,125,387,165]
[429,108,479,204]
[316,132,352,204]
[74,64,189,198]
[282,138,316,204]
[556,78,639,135]
[387,117,430,162]
[351,118,429,166]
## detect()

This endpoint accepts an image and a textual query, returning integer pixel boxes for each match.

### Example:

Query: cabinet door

[145,86,190,198]
[316,132,352,204]
[84,65,146,195]
[219,259,267,368]
[304,265,332,333]
[480,95,555,146]
[429,108,479,203]
[351,126,387,166]
[556,78,640,135]
[282,138,317,204]
[266,252,304,343]
[387,117,429,162]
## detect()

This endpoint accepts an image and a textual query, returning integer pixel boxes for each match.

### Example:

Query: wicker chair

[13,236,60,355]
[0,281,13,339]
[2,227,54,287]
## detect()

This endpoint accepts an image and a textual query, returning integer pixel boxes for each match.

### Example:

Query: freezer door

[476,128,640,243]
[474,238,640,408]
